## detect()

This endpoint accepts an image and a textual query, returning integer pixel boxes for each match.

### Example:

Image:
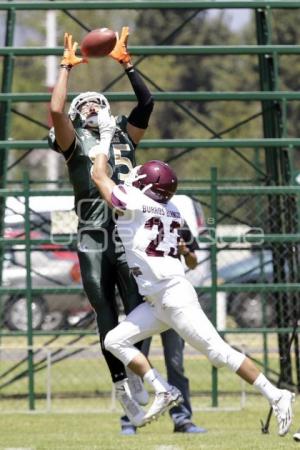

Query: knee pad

[104,329,119,354]
[226,347,246,372]
[207,342,245,371]
[208,347,229,368]
[104,329,141,367]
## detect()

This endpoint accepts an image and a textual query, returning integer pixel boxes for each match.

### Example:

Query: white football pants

[104,277,245,372]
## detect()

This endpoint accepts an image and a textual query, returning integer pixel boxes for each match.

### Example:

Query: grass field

[0,401,300,450]
[1,334,299,449]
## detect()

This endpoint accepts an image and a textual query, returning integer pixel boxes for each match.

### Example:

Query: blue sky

[208,8,251,31]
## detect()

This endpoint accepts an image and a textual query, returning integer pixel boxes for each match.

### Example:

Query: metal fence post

[0,4,15,348]
[24,173,35,410]
[46,348,52,412]
[210,167,218,407]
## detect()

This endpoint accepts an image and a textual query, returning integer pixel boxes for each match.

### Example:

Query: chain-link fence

[0,177,299,411]
[1,0,300,415]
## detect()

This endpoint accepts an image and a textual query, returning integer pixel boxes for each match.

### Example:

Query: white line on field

[154,446,181,450]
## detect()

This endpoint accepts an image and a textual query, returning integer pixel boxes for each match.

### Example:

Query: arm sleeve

[126,67,154,129]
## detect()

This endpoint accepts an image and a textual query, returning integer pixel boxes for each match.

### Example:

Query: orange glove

[60,33,87,68]
[109,26,132,64]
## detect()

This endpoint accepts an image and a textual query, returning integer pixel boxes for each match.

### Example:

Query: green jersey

[49,116,136,229]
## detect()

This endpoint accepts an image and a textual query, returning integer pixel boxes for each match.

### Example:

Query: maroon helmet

[133,160,178,203]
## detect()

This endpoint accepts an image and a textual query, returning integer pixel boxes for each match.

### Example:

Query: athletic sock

[143,368,170,393]
[253,373,282,403]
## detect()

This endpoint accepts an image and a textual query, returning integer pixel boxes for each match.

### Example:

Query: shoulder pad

[48,127,61,153]
[115,115,128,132]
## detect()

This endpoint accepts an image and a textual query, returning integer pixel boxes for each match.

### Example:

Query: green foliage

[271,11,300,170]
[132,11,265,180]
[2,7,299,182]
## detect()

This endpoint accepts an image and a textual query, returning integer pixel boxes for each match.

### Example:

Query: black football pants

[77,226,143,382]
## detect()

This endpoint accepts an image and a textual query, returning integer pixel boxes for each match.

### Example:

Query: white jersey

[111,185,185,295]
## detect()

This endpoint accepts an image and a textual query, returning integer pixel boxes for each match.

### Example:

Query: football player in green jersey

[48,28,153,427]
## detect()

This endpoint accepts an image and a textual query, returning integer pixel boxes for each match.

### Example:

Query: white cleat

[126,367,149,406]
[144,385,184,423]
[293,429,300,442]
[271,389,295,436]
[115,381,146,427]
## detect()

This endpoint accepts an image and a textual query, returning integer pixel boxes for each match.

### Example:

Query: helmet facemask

[68,92,111,128]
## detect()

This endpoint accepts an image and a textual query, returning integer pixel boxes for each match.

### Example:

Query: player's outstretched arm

[109,27,154,145]
[91,154,116,208]
[50,33,87,151]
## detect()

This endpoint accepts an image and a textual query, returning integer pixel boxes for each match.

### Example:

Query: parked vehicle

[2,195,283,330]
[2,196,93,331]
[195,250,276,328]
[2,236,93,331]
[172,199,276,328]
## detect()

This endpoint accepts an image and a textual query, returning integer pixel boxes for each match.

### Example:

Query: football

[81,28,117,57]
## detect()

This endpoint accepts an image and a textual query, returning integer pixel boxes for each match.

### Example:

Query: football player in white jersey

[91,156,295,435]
